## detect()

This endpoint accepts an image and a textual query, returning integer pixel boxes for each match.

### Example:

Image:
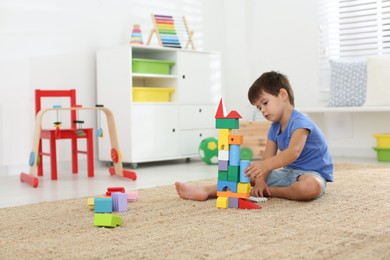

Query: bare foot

[175,182,209,201]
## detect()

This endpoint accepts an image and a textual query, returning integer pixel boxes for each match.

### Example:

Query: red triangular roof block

[215,98,226,118]
[238,198,262,209]
[226,110,242,119]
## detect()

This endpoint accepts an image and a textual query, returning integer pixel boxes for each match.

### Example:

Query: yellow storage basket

[132,87,174,102]
[373,134,390,148]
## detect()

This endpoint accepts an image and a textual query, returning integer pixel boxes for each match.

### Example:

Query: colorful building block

[94,198,113,213]
[106,186,125,196]
[239,160,251,183]
[229,144,241,166]
[217,180,237,192]
[112,192,128,212]
[218,170,228,181]
[218,150,229,161]
[237,182,251,194]
[87,197,94,210]
[228,197,238,208]
[228,134,243,145]
[218,160,228,171]
[216,118,239,129]
[228,165,239,178]
[217,191,250,198]
[238,199,262,209]
[227,167,239,182]
[216,196,229,208]
[218,129,231,150]
[126,191,138,202]
[94,213,122,227]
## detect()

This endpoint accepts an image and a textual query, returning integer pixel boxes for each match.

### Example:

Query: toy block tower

[215,99,261,210]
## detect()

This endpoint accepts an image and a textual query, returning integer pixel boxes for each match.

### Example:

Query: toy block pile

[89,187,138,228]
[215,99,261,210]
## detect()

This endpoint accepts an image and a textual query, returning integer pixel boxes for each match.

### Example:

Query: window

[318,0,390,89]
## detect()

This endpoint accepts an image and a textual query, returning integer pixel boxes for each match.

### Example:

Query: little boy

[176,71,333,201]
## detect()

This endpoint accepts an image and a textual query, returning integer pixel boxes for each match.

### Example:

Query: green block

[216,118,239,129]
[94,214,122,228]
[227,166,240,182]
[218,170,228,181]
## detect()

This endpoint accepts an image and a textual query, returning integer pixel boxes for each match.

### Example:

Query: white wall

[224,0,320,119]
[0,0,321,174]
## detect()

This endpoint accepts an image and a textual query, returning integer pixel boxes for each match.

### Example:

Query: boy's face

[253,90,285,122]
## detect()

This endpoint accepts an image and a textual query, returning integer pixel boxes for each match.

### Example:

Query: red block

[238,198,262,209]
[107,187,125,192]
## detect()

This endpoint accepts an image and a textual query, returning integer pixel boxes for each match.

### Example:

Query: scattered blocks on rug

[112,192,128,212]
[126,191,138,202]
[87,197,94,210]
[94,198,113,213]
[91,187,138,228]
[106,186,125,196]
[94,213,122,228]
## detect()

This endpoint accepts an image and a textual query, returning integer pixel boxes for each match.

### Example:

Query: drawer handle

[199,133,203,137]
[199,108,202,113]
[172,128,176,132]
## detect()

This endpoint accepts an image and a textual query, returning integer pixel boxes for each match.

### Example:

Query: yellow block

[216,196,229,208]
[87,197,94,210]
[218,129,232,150]
[237,183,251,194]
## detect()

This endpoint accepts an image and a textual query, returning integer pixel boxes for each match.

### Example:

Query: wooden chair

[35,89,94,180]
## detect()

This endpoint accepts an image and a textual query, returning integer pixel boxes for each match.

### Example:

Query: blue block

[217,180,237,192]
[94,198,113,213]
[240,160,251,183]
[229,144,240,166]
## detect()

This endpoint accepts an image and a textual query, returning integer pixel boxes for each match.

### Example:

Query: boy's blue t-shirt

[267,109,334,182]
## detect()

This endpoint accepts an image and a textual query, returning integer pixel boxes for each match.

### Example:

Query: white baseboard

[329,146,377,159]
[0,159,106,177]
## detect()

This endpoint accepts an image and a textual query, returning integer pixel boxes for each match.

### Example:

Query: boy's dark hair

[248,71,295,107]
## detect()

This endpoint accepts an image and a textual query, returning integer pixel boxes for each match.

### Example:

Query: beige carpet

[1,163,390,259]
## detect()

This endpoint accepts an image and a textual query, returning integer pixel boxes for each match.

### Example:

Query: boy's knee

[297,178,323,200]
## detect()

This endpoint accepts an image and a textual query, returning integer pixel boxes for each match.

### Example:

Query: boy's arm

[245,128,309,179]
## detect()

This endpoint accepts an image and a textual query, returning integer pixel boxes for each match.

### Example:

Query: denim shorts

[265,168,327,198]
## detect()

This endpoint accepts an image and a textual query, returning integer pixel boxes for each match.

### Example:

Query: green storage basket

[373,147,390,162]
[132,58,175,75]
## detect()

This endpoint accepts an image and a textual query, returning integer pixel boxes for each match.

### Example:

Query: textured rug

[1,163,389,259]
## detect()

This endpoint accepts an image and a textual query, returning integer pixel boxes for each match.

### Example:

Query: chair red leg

[72,136,78,174]
[49,133,58,180]
[86,130,94,177]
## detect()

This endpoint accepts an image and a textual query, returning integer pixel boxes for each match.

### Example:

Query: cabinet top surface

[130,44,220,55]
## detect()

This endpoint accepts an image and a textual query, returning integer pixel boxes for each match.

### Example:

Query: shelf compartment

[132,87,175,102]
[132,58,175,75]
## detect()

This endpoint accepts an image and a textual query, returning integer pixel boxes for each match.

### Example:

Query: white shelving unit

[96,45,222,167]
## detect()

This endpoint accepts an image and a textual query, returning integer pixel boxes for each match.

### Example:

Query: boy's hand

[251,178,271,198]
[244,162,268,180]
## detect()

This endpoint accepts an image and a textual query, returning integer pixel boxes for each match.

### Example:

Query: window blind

[318,0,390,89]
